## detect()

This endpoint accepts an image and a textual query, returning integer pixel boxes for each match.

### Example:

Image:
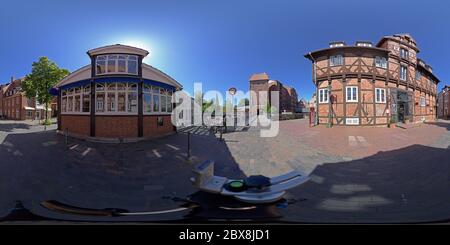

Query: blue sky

[0,0,449,100]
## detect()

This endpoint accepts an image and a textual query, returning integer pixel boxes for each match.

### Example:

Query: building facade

[305,34,439,126]
[249,72,299,114]
[437,85,449,119]
[53,44,182,139]
[0,77,50,120]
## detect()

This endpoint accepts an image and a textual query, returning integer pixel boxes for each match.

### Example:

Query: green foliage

[238,98,249,107]
[202,99,214,113]
[23,57,69,104]
[262,104,277,114]
[23,57,69,121]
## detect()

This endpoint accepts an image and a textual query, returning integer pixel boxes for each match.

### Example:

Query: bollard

[219,129,223,141]
[187,131,191,159]
[65,128,69,145]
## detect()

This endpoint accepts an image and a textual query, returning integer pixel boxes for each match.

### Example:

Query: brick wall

[61,115,90,136]
[143,115,174,138]
[96,116,138,138]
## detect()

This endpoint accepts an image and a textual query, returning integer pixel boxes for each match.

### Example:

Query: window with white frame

[375,88,386,103]
[318,88,329,104]
[346,86,358,102]
[143,84,173,114]
[400,48,409,59]
[416,70,421,80]
[330,55,343,66]
[400,65,407,81]
[375,56,387,68]
[61,85,91,114]
[420,96,426,107]
[94,82,138,114]
[95,55,138,75]
[82,86,90,112]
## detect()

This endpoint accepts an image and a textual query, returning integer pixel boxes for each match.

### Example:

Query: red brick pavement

[279,119,447,159]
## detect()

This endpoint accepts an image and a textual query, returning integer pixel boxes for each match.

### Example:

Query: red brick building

[437,85,449,119]
[305,34,440,126]
[53,44,183,139]
[249,72,299,114]
[0,77,50,120]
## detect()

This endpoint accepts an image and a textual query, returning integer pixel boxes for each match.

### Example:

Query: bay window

[61,82,174,115]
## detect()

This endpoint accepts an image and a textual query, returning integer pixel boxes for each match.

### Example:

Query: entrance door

[35,111,40,120]
[398,102,405,123]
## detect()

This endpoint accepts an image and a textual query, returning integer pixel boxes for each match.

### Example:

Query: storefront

[53,44,182,139]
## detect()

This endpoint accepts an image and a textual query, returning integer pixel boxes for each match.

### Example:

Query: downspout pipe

[308,52,319,126]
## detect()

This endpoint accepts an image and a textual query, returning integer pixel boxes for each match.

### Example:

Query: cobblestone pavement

[220,119,450,223]
[0,119,449,223]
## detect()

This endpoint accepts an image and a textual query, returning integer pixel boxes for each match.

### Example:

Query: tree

[238,98,249,107]
[23,57,69,125]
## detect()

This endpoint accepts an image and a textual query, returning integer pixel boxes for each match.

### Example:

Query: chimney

[10,76,14,83]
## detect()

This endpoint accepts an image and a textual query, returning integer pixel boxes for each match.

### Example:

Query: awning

[36,105,52,111]
[24,106,36,111]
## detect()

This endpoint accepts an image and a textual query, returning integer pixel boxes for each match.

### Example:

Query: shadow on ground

[284,144,450,223]
[0,123,31,132]
[0,127,248,222]
[1,125,450,223]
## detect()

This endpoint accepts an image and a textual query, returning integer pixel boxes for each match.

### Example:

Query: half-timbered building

[305,34,439,126]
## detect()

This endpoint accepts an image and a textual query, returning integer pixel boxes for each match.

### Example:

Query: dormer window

[356,41,372,47]
[96,54,138,75]
[329,42,345,48]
